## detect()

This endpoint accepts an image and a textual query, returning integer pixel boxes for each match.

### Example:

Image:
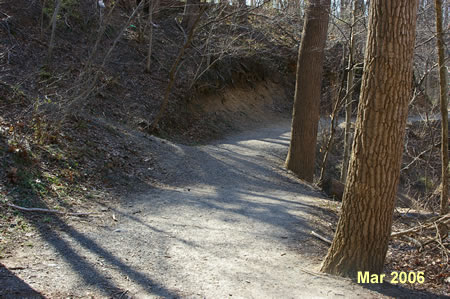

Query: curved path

[1,121,435,298]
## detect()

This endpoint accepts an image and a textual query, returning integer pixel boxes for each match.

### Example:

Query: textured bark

[321,0,418,276]
[434,0,449,216]
[285,0,331,182]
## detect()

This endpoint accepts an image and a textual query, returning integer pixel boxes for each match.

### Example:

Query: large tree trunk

[285,0,331,182]
[434,0,449,216]
[321,0,418,276]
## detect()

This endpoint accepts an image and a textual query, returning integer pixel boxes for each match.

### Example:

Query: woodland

[0,0,449,297]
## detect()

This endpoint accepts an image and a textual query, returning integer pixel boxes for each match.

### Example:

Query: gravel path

[1,121,431,298]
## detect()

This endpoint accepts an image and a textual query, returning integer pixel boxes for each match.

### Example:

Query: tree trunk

[285,0,331,183]
[434,0,449,216]
[321,0,418,277]
[149,6,205,132]
[47,0,62,63]
[341,0,363,182]
[146,0,155,72]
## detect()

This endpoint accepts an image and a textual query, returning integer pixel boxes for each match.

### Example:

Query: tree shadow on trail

[34,216,177,297]
[2,173,178,297]
[0,264,43,298]
[360,281,446,298]
[5,209,180,297]
[3,121,445,298]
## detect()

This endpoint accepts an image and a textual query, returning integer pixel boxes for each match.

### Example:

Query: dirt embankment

[0,0,295,266]
[177,79,293,143]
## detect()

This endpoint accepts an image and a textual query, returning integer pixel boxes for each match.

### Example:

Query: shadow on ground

[0,264,43,298]
[1,121,446,298]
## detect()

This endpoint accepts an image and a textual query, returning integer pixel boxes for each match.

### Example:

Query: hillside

[0,0,448,297]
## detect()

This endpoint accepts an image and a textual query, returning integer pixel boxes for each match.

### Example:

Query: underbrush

[316,115,445,212]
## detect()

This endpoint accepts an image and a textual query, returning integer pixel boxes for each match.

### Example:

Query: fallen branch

[391,214,450,238]
[311,230,332,245]
[402,236,423,250]
[7,203,99,217]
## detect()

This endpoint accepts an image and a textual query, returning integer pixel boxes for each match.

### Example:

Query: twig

[118,289,129,299]
[311,230,332,245]
[434,222,449,262]
[402,235,423,250]
[391,214,450,238]
[7,203,99,217]
[299,267,332,278]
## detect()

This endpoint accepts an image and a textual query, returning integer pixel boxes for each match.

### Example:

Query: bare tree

[321,0,419,276]
[340,0,363,182]
[285,0,331,182]
[146,0,159,73]
[47,0,62,63]
[434,0,448,216]
[149,6,206,132]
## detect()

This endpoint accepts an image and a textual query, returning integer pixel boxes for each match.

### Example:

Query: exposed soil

[0,0,448,297]
[1,120,447,298]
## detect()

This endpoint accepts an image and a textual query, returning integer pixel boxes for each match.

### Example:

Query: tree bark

[434,0,449,216]
[285,0,331,182]
[321,0,418,276]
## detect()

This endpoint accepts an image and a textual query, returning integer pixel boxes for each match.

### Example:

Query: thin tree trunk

[434,0,449,216]
[47,0,61,63]
[146,0,154,73]
[341,0,362,182]
[321,0,418,277]
[149,7,205,132]
[319,69,346,185]
[285,0,331,183]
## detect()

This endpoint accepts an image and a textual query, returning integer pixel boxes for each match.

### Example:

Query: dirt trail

[0,121,437,298]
